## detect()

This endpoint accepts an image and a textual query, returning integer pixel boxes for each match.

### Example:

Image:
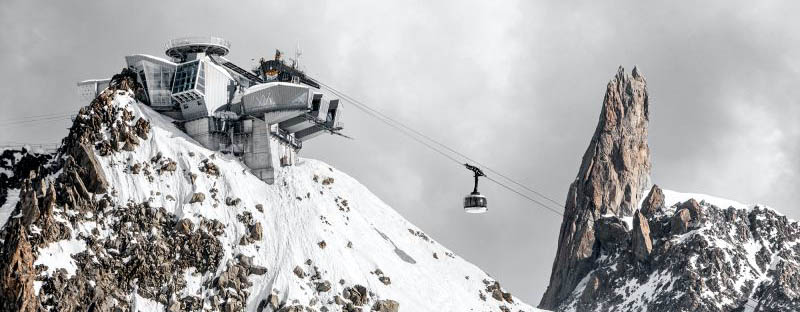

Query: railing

[271,128,302,149]
[165,36,231,50]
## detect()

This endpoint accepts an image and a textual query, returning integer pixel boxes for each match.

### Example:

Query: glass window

[172,61,199,93]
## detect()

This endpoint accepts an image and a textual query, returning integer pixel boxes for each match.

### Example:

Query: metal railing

[165,36,231,50]
[271,128,302,149]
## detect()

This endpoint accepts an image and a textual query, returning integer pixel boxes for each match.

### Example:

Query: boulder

[595,216,630,252]
[189,192,205,204]
[671,208,691,234]
[372,299,399,312]
[678,199,704,223]
[640,184,665,218]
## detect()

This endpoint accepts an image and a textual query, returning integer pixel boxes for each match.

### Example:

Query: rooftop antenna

[293,42,303,70]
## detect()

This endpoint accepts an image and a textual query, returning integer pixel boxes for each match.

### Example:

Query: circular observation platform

[165,36,230,59]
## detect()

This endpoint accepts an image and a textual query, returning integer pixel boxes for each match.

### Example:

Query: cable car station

[77,36,344,184]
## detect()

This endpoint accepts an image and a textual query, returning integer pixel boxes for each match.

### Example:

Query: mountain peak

[540,67,652,309]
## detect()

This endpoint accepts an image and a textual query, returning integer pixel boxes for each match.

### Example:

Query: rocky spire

[539,66,652,309]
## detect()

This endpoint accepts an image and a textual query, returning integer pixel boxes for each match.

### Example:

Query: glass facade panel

[196,62,205,94]
[141,62,177,107]
[172,60,200,93]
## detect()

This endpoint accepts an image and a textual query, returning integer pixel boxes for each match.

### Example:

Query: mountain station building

[77,36,343,184]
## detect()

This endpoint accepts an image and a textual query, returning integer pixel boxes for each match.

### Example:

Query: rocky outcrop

[0,226,37,311]
[631,210,652,262]
[554,198,800,312]
[671,208,691,234]
[540,66,652,309]
[640,185,665,218]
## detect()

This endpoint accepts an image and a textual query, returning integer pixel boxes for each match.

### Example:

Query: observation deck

[165,36,230,59]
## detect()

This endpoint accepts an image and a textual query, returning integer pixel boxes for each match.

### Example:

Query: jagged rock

[267,294,280,309]
[372,299,399,312]
[250,222,263,241]
[541,67,651,309]
[594,216,630,252]
[225,197,241,206]
[255,204,264,212]
[671,208,691,235]
[678,198,704,223]
[0,226,37,311]
[640,184,665,218]
[578,275,601,306]
[134,118,151,139]
[200,159,220,176]
[72,143,108,193]
[631,210,652,262]
[316,280,332,292]
[293,266,305,278]
[176,218,194,234]
[161,160,177,172]
[189,192,206,204]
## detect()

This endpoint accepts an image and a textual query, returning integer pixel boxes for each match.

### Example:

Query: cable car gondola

[463,163,488,213]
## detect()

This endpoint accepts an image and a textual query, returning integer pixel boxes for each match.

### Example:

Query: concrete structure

[78,36,343,184]
[76,79,111,103]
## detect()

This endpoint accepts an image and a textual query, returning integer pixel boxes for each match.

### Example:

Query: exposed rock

[0,226,37,312]
[189,192,206,204]
[293,266,305,278]
[541,67,651,309]
[225,197,241,206]
[371,299,399,312]
[316,280,332,292]
[160,160,177,172]
[678,198,704,223]
[594,216,630,252]
[631,210,652,262]
[640,184,665,218]
[200,159,219,176]
[250,222,263,241]
[671,208,691,235]
[72,143,108,193]
[176,218,194,235]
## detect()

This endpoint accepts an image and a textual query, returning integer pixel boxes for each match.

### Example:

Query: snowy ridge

[558,187,800,312]
[26,90,538,311]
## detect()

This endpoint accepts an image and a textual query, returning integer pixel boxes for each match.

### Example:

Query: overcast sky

[1,0,798,305]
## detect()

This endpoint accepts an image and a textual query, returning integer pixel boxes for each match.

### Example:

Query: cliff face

[540,67,652,309]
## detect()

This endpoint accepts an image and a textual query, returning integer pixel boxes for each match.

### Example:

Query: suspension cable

[316,79,565,216]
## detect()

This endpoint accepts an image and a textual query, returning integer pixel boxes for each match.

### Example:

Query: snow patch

[35,236,86,277]
[0,189,20,229]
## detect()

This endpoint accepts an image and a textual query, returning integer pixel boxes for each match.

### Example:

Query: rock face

[540,66,652,309]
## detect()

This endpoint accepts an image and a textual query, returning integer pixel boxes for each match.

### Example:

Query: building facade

[79,36,343,184]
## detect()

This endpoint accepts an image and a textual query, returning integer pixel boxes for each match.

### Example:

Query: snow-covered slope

[0,85,540,311]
